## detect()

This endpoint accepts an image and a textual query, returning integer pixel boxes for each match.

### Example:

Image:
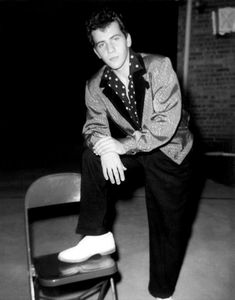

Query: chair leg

[31,279,116,300]
[29,277,36,300]
[77,280,106,300]
[33,278,43,300]
[97,279,109,300]
[110,277,117,300]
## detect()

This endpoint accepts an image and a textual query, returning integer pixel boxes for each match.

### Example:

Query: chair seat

[34,254,118,287]
[25,173,118,299]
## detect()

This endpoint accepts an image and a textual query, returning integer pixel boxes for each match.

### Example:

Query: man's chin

[109,63,124,71]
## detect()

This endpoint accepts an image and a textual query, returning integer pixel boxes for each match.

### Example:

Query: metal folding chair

[24,172,118,300]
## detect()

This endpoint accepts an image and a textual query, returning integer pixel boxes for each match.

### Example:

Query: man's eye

[97,43,105,49]
[113,36,120,41]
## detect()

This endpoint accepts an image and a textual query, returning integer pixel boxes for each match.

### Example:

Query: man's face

[92,21,131,71]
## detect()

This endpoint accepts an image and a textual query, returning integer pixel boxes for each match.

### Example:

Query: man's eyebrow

[95,33,122,47]
[111,33,122,39]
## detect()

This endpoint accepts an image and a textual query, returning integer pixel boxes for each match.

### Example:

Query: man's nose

[107,42,115,53]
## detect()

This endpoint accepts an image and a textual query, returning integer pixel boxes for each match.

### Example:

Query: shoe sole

[58,247,116,264]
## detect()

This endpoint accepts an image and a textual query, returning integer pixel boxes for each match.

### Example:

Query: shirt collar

[100,49,146,88]
[129,49,144,76]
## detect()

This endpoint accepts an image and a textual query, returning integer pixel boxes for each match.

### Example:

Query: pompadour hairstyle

[85,7,128,47]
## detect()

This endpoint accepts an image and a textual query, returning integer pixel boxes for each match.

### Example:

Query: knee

[82,147,96,161]
[82,147,101,168]
[82,147,105,180]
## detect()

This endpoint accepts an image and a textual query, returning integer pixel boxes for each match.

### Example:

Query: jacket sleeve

[120,57,182,154]
[82,82,111,149]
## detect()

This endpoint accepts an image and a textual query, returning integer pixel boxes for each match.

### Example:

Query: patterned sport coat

[82,53,193,164]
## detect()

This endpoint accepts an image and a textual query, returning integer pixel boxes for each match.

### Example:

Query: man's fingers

[122,163,127,171]
[105,166,122,185]
[95,145,112,155]
[107,168,115,184]
[100,152,126,185]
[112,168,121,185]
[118,168,125,182]
[102,165,109,181]
[94,137,111,148]
[94,140,113,154]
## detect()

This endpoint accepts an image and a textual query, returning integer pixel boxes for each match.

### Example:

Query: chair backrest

[25,173,81,209]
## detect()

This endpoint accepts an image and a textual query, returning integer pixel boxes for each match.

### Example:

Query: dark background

[0,0,178,170]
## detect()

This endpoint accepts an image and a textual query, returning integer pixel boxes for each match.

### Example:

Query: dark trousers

[77,147,194,298]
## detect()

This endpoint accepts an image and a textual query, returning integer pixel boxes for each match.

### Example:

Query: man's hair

[85,7,128,47]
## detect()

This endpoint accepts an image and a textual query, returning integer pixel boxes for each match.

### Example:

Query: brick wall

[177,0,235,153]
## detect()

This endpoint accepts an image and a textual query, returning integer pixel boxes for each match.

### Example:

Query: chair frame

[24,172,118,300]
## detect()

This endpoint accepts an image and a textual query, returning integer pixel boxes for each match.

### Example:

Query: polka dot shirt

[102,50,143,128]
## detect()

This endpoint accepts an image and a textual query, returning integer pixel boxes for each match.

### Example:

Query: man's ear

[93,48,101,59]
[127,33,132,47]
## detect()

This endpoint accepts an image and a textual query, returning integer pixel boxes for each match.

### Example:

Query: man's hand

[100,152,127,185]
[94,136,126,156]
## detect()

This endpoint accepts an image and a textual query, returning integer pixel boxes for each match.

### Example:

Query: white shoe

[156,297,173,300]
[58,232,116,263]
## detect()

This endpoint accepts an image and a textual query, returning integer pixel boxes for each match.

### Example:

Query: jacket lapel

[101,85,140,130]
[133,54,149,127]
[100,53,149,131]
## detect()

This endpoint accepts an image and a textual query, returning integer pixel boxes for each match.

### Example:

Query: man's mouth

[109,56,118,61]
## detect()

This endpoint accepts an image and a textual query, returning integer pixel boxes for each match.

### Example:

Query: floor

[0,168,234,300]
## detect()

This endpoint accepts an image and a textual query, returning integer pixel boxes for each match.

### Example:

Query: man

[58,7,194,300]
